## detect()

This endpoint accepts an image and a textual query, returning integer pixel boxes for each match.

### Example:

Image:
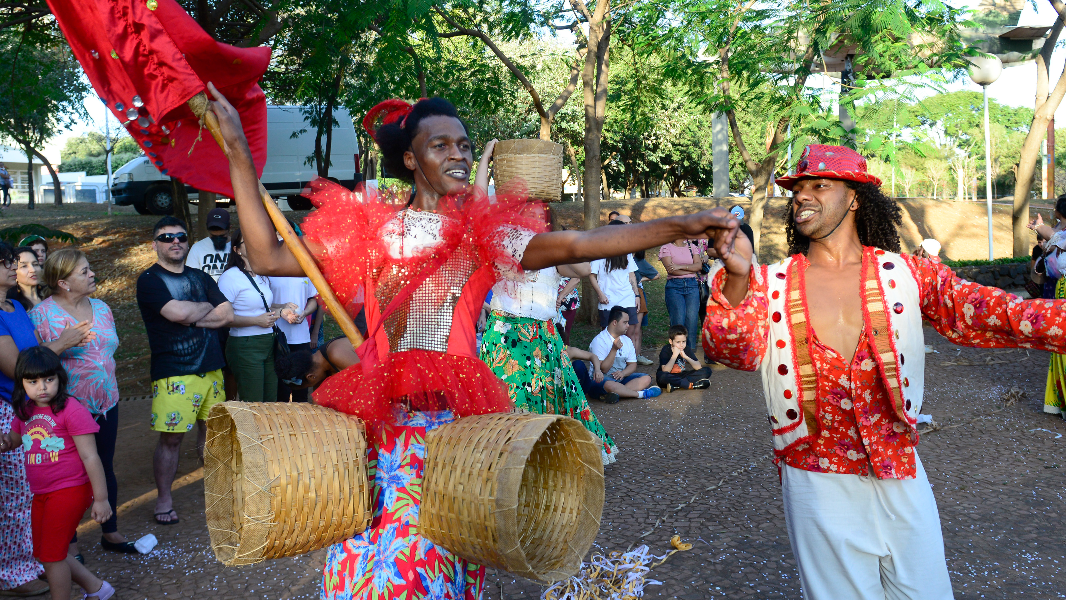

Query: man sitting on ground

[657,325,712,392]
[570,306,660,403]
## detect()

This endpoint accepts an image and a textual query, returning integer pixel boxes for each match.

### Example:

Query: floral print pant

[0,402,43,590]
[479,312,619,465]
[321,410,485,600]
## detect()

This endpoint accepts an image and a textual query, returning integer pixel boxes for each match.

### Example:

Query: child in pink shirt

[7,347,115,600]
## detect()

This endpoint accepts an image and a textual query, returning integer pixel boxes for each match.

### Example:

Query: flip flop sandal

[154,510,179,526]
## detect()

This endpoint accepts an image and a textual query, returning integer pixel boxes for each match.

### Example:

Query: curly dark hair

[375,97,468,184]
[785,181,903,256]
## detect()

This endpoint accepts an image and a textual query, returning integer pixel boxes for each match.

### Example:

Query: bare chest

[803,265,864,361]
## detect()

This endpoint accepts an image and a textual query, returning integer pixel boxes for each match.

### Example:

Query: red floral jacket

[703,252,1066,479]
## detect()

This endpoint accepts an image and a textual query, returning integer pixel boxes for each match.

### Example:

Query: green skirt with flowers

[479,311,618,465]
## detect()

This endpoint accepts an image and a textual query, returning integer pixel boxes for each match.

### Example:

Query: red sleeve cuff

[708,266,756,311]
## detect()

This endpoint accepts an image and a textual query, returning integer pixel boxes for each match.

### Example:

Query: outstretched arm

[520,210,739,271]
[911,254,1066,353]
[208,83,305,277]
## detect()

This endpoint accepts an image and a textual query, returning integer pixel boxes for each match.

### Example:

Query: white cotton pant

[781,454,955,600]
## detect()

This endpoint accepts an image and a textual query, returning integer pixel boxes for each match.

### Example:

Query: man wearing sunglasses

[136,216,233,526]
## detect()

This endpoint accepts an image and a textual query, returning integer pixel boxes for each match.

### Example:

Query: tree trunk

[314,116,324,177]
[749,159,776,252]
[16,138,61,205]
[1012,0,1066,257]
[172,179,193,231]
[197,191,217,241]
[566,142,581,201]
[320,65,345,179]
[24,142,33,209]
[579,1,610,234]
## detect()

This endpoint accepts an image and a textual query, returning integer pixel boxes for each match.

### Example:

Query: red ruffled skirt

[312,350,513,424]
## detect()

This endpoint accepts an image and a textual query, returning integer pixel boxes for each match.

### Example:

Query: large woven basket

[203,402,371,566]
[493,139,565,202]
[421,413,605,583]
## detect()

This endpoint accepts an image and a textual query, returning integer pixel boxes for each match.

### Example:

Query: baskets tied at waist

[493,139,565,203]
[203,402,371,566]
[421,412,605,583]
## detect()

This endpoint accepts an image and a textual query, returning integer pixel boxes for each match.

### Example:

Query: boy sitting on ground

[657,325,712,392]
[569,306,661,403]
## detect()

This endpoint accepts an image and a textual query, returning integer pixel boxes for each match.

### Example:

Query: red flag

[45,0,269,197]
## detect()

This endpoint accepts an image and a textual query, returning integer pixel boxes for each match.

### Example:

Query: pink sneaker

[84,580,114,600]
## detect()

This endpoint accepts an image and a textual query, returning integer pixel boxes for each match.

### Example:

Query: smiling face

[58,257,96,296]
[15,250,39,288]
[790,178,858,241]
[404,115,473,198]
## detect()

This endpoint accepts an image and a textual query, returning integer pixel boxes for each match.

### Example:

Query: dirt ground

[3,198,1064,598]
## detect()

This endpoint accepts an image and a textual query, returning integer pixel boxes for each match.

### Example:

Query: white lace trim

[381,210,451,259]
[495,225,536,280]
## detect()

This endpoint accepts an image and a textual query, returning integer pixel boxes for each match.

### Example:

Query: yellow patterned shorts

[150,370,225,433]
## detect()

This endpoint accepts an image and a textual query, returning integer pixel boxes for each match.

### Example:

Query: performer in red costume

[208,84,740,600]
[703,144,1066,600]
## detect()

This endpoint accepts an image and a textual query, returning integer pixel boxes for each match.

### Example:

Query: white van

[110,105,361,214]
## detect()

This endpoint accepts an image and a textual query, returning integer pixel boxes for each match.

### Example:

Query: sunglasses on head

[155,233,188,243]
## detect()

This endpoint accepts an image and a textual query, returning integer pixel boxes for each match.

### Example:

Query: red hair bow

[362,99,412,140]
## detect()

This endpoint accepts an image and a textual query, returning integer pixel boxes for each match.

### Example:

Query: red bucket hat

[776,144,882,191]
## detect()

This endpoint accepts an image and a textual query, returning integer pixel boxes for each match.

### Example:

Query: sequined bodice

[374,210,477,353]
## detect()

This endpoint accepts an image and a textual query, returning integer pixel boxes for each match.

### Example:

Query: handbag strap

[241,270,271,313]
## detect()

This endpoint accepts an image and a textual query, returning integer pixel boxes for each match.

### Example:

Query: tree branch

[548,50,585,118]
[434,7,548,120]
[0,8,46,30]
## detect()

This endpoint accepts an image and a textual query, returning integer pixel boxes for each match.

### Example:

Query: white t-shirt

[590,256,637,310]
[589,328,636,376]
[269,276,316,344]
[186,237,231,282]
[218,268,273,337]
[490,267,562,322]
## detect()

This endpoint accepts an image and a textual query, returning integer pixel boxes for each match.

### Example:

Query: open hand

[592,368,604,383]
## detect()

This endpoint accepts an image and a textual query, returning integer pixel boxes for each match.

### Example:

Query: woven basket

[421,413,604,583]
[493,139,565,202]
[203,402,371,566]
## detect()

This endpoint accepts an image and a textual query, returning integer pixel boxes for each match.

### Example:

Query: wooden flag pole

[188,93,364,348]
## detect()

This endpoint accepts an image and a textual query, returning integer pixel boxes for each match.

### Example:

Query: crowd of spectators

[0,201,734,596]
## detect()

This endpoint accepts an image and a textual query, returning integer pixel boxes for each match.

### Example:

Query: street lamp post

[969,55,1003,261]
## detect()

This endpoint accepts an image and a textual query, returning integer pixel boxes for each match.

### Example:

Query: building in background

[0,145,48,203]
